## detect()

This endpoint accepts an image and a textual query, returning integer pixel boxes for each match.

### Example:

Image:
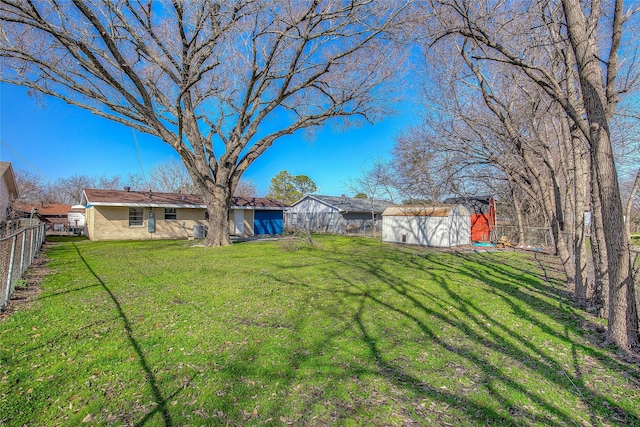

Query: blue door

[254,210,284,235]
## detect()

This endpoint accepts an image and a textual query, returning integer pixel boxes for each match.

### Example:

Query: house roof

[1,162,19,200]
[81,188,288,210]
[292,195,394,213]
[15,203,73,216]
[382,205,468,217]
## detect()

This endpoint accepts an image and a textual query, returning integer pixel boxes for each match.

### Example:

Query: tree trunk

[590,164,609,318]
[572,131,590,303]
[511,182,526,246]
[624,169,640,347]
[202,186,233,247]
[625,169,640,239]
[563,0,634,349]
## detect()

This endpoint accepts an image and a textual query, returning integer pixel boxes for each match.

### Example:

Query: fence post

[4,235,17,309]
[30,227,35,265]
[20,231,27,276]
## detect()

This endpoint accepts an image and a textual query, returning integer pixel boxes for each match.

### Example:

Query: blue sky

[1,84,414,198]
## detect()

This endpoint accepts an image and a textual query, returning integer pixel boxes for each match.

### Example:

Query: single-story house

[80,188,287,241]
[1,162,19,222]
[286,195,394,234]
[15,202,74,232]
[444,196,496,242]
[381,204,471,247]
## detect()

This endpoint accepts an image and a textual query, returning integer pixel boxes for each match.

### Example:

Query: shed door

[233,209,244,235]
[254,210,284,235]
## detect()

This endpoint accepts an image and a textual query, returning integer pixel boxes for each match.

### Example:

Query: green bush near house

[1,235,638,426]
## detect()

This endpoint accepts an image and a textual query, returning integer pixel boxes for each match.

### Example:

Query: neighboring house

[381,205,471,247]
[0,162,19,222]
[81,188,287,241]
[286,195,394,234]
[444,196,496,242]
[15,202,74,231]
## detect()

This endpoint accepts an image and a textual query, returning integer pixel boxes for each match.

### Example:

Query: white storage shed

[382,205,471,247]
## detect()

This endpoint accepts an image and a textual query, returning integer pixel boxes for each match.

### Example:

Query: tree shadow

[257,244,640,425]
[34,239,638,426]
[71,243,196,427]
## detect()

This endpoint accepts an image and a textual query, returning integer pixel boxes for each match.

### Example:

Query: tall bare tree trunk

[590,163,609,318]
[563,0,636,349]
[625,169,640,240]
[624,169,640,345]
[510,180,526,246]
[572,131,591,303]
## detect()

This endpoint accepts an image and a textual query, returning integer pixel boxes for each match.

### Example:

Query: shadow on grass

[260,244,639,425]
[35,237,638,426]
[71,243,180,427]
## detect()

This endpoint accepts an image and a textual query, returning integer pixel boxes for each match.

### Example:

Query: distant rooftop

[294,195,394,213]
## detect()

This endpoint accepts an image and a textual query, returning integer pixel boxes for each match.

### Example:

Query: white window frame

[129,207,144,227]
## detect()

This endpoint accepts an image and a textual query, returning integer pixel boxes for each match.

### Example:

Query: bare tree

[393,123,465,203]
[234,179,258,198]
[49,174,124,204]
[0,0,412,247]
[14,169,49,203]
[424,0,640,351]
[346,159,396,235]
[148,158,197,194]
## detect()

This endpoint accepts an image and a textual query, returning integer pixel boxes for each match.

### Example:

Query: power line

[131,129,148,183]
[0,139,54,182]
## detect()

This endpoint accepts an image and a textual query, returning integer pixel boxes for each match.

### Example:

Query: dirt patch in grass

[0,242,51,322]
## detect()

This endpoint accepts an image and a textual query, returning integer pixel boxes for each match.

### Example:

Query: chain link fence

[492,225,552,247]
[0,223,46,311]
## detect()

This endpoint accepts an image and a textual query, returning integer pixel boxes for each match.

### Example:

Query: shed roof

[81,188,288,210]
[292,195,393,213]
[382,205,466,217]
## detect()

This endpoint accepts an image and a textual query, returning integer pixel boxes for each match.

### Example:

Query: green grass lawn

[1,235,638,426]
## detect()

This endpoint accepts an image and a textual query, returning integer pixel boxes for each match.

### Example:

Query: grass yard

[1,235,639,426]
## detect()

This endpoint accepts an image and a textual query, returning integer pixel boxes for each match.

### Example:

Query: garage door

[254,210,284,235]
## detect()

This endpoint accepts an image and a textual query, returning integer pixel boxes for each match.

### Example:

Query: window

[129,207,143,226]
[291,212,298,223]
[165,208,177,220]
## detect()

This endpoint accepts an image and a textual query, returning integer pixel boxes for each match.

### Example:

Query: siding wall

[286,199,380,234]
[68,212,86,228]
[382,206,471,247]
[383,216,453,247]
[0,181,9,220]
[286,198,341,233]
[448,206,471,246]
